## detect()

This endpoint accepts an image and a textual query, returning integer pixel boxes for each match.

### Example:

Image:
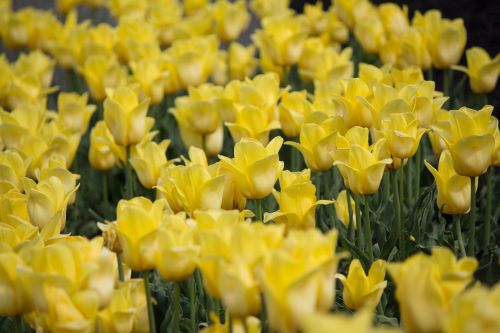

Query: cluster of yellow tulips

[0,0,499,332]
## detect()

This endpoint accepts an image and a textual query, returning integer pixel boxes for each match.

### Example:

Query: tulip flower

[57,92,96,135]
[388,247,477,333]
[453,47,500,94]
[79,55,128,102]
[89,121,126,171]
[228,42,257,81]
[250,0,291,19]
[156,162,226,215]
[298,42,353,83]
[0,250,31,316]
[130,59,168,105]
[354,15,386,55]
[213,0,250,42]
[114,19,158,63]
[331,127,393,195]
[155,214,200,281]
[13,50,55,88]
[0,150,30,192]
[337,259,387,310]
[333,190,357,229]
[129,139,173,189]
[103,85,153,147]
[303,310,399,333]
[378,3,409,38]
[425,150,476,215]
[115,197,165,271]
[278,91,314,138]
[286,115,346,172]
[264,170,332,230]
[431,106,497,177]
[443,284,500,333]
[334,0,370,29]
[219,136,284,200]
[201,315,261,333]
[335,78,373,128]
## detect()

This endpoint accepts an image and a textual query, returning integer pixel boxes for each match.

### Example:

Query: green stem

[256,199,263,222]
[399,162,405,207]
[290,144,299,171]
[315,172,322,199]
[189,275,197,333]
[142,271,156,333]
[392,170,403,259]
[13,315,22,333]
[354,194,364,251]
[346,189,355,243]
[172,282,181,332]
[426,68,434,81]
[125,146,134,199]
[467,176,476,256]
[483,168,492,252]
[102,171,110,218]
[364,195,374,261]
[415,145,422,199]
[382,172,390,203]
[407,158,413,205]
[117,253,124,282]
[444,69,454,109]
[454,215,466,257]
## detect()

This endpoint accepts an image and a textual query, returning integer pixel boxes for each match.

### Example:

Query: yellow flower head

[454,47,500,94]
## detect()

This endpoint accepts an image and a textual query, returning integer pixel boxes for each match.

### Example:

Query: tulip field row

[0,0,499,332]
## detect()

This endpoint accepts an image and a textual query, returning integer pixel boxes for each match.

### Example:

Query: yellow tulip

[213,0,250,42]
[337,259,387,310]
[493,129,500,167]
[13,50,55,88]
[130,59,168,105]
[388,247,477,333]
[219,136,284,199]
[413,10,467,69]
[148,0,182,46]
[331,127,392,195]
[425,150,476,215]
[155,214,200,281]
[114,19,158,63]
[385,28,432,70]
[303,2,329,36]
[265,170,332,230]
[129,139,172,189]
[226,105,281,145]
[79,55,128,102]
[4,73,53,110]
[252,15,310,67]
[391,66,425,89]
[258,229,341,333]
[81,23,117,62]
[37,156,80,205]
[431,106,497,177]
[103,85,153,147]
[354,15,386,54]
[57,92,96,135]
[156,163,226,215]
[443,284,500,333]
[228,42,257,81]
[278,91,314,137]
[453,47,500,94]
[303,310,400,333]
[333,189,357,229]
[201,315,261,333]
[115,197,165,271]
[235,72,282,120]
[0,150,30,191]
[97,279,148,333]
[378,3,409,38]
[286,115,346,172]
[333,0,369,29]
[335,78,373,128]
[375,112,427,160]
[0,250,31,316]
[250,0,291,19]
[89,121,126,171]
[428,110,450,159]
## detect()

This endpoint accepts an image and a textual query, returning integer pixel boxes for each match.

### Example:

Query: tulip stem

[125,146,134,199]
[256,199,263,222]
[172,282,181,332]
[13,315,22,333]
[102,171,110,218]
[444,69,454,108]
[346,189,355,243]
[467,176,476,256]
[415,146,422,199]
[392,170,403,259]
[143,271,156,333]
[454,215,466,257]
[189,275,197,333]
[354,194,364,251]
[117,253,124,282]
[364,195,374,261]
[483,168,492,252]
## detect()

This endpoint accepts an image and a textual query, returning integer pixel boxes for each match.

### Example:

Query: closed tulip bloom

[331,127,393,195]
[250,0,290,18]
[213,0,250,42]
[303,310,400,333]
[375,112,427,159]
[0,150,30,191]
[103,85,152,146]
[454,47,500,94]
[333,190,357,229]
[425,150,476,215]
[129,139,173,189]
[431,106,497,177]
[299,42,353,83]
[156,163,226,215]
[354,15,386,54]
[378,3,409,38]
[37,156,80,205]
[252,15,310,67]
[228,42,257,80]
[57,92,96,135]
[14,50,55,88]
[413,10,466,69]
[156,214,200,281]
[278,91,314,137]
[334,0,369,29]
[286,115,346,172]
[219,136,284,199]
[335,78,373,128]
[394,28,433,70]
[0,250,31,316]
[115,197,165,271]
[337,259,387,310]
[443,284,500,333]
[265,170,332,230]
[226,105,281,145]
[89,121,126,171]
[388,247,477,333]
[79,55,128,102]
[130,59,168,105]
